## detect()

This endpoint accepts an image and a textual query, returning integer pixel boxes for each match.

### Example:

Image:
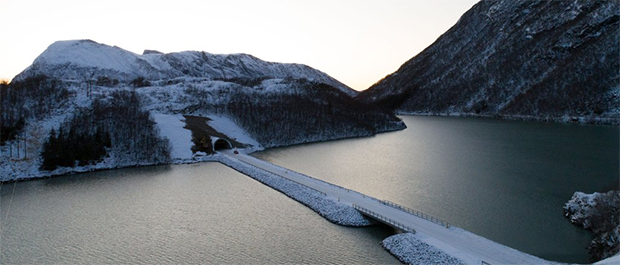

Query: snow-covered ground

[1,71,382,181]
[0,104,261,181]
[220,149,557,265]
[2,38,398,181]
[151,113,263,162]
[151,113,193,160]
[206,115,262,152]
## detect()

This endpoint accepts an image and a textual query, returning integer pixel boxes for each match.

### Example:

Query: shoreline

[6,111,616,183]
[0,123,405,183]
[0,155,219,183]
[397,112,620,126]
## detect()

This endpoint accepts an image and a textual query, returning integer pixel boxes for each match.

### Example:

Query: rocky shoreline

[564,190,620,262]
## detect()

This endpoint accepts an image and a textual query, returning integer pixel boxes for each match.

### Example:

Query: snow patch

[207,115,263,151]
[151,113,193,160]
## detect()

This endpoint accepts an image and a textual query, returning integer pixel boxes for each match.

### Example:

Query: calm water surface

[1,116,617,264]
[1,164,398,264]
[254,116,619,263]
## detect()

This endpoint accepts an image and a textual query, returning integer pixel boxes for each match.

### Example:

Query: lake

[2,116,617,264]
[253,116,619,263]
[0,163,399,264]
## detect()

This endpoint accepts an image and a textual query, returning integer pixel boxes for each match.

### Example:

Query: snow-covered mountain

[359,0,619,124]
[1,40,405,181]
[15,39,357,96]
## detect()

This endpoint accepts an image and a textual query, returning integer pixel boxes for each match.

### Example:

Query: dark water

[253,116,619,264]
[0,164,398,264]
[1,116,617,264]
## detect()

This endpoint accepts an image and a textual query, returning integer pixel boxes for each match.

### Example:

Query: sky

[0,0,479,91]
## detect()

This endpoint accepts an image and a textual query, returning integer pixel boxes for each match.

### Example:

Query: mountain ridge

[15,39,358,96]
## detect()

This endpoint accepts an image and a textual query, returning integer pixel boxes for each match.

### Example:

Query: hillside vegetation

[0,40,404,181]
[360,0,619,124]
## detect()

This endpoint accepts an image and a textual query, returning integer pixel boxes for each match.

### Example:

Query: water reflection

[254,116,618,263]
[1,163,399,264]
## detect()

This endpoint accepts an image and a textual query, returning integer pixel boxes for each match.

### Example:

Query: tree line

[1,75,70,145]
[40,90,171,170]
[40,116,111,170]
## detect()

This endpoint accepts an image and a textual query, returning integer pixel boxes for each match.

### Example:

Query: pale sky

[0,0,479,90]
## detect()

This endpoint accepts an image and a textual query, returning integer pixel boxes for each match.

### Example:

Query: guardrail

[380,200,451,228]
[353,204,416,234]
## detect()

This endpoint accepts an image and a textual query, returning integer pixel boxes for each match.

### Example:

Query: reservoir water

[1,116,618,264]
[0,164,398,264]
[254,116,619,263]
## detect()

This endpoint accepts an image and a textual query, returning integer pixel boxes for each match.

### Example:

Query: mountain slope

[359,0,619,124]
[1,40,404,181]
[15,39,357,96]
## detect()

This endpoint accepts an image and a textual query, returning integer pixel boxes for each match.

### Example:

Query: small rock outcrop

[564,190,620,262]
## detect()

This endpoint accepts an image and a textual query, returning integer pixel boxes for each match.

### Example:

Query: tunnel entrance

[213,138,233,151]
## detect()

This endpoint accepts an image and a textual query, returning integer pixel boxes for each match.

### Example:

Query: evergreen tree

[40,129,59,170]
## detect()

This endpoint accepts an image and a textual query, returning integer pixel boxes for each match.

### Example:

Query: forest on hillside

[1,77,170,171]
[2,76,403,176]
[181,78,405,148]
[40,91,171,170]
[1,75,70,145]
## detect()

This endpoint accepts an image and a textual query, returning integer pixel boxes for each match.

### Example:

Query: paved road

[220,150,553,265]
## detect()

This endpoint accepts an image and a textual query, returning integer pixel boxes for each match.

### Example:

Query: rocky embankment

[382,233,466,265]
[216,154,373,227]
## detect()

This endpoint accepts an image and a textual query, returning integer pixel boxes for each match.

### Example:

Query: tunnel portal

[213,138,233,151]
